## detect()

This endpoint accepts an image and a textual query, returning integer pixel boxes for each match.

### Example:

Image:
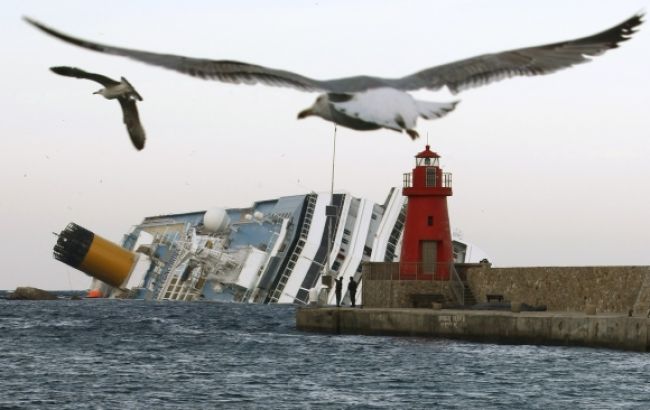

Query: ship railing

[269,194,318,303]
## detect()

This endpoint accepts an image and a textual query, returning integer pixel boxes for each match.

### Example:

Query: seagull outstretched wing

[26,14,642,94]
[28,17,328,92]
[50,66,120,87]
[393,13,644,94]
[118,98,145,150]
[49,65,146,151]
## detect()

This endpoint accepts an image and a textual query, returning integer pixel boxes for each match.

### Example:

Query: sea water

[1,299,649,409]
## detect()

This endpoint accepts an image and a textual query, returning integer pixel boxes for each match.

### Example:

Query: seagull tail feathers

[415,100,460,120]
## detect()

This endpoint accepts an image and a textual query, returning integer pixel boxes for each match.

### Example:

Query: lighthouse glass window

[416,157,439,167]
[426,167,436,187]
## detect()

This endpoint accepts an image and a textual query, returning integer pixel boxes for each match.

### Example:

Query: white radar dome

[203,208,231,233]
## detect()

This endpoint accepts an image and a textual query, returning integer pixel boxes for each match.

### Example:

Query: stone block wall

[465,265,650,314]
[632,273,650,317]
[362,263,452,308]
[363,279,452,308]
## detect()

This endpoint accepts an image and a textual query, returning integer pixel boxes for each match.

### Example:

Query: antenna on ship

[330,125,337,196]
[320,124,338,305]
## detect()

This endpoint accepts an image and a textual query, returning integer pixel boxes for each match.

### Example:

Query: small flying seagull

[49,66,146,150]
[26,14,643,140]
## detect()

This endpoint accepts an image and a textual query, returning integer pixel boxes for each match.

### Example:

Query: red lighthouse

[400,145,453,280]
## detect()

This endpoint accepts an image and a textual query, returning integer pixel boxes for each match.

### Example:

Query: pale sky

[1,1,648,290]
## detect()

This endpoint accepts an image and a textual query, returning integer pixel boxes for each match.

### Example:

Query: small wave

[2,300,650,409]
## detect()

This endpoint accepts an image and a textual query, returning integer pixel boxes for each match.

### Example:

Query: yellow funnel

[53,223,137,288]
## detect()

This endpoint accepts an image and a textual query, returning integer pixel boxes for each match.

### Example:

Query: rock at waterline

[7,287,58,300]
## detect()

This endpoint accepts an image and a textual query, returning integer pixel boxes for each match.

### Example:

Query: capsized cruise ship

[88,188,487,304]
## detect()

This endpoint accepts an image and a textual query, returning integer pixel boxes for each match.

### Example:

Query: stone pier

[296,307,650,352]
[297,264,650,351]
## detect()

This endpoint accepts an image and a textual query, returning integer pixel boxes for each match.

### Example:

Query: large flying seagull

[50,66,146,150]
[26,14,642,139]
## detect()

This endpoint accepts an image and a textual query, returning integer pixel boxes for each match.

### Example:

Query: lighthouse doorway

[422,240,438,274]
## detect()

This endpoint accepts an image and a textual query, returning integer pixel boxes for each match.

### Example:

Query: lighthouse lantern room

[400,145,454,280]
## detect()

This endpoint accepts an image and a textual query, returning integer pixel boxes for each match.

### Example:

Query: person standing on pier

[334,277,343,307]
[348,277,358,308]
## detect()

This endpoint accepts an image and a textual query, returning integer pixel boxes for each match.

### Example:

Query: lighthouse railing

[402,173,412,188]
[442,172,453,188]
[363,262,456,280]
[449,264,465,306]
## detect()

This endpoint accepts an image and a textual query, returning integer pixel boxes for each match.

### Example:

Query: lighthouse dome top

[415,145,440,159]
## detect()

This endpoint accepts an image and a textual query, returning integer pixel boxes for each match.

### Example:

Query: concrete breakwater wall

[465,266,650,315]
[361,264,650,315]
[296,308,650,352]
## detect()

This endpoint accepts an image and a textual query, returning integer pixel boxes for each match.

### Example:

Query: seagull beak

[297,108,313,119]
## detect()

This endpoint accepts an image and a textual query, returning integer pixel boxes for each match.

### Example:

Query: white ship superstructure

[96,188,487,304]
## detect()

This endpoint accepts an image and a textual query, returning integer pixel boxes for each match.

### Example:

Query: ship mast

[321,125,337,304]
